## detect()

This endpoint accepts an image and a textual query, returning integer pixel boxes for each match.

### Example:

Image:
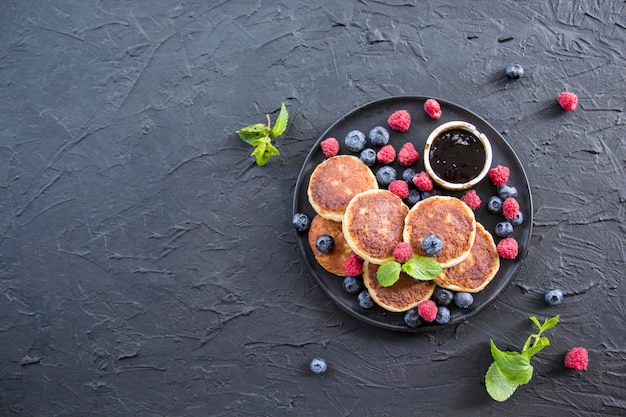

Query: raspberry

[502,197,520,220]
[388,180,409,199]
[393,242,413,264]
[564,347,589,371]
[424,99,442,119]
[377,144,396,164]
[558,92,578,111]
[320,137,340,157]
[489,165,510,187]
[398,142,419,166]
[412,171,433,192]
[387,110,411,132]
[344,253,363,276]
[460,190,481,210]
[497,237,518,259]
[417,300,437,322]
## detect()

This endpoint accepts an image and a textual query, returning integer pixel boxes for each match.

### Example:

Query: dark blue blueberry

[292,213,311,232]
[422,234,443,256]
[405,189,421,206]
[544,289,563,306]
[402,168,417,183]
[309,357,328,374]
[510,210,524,226]
[358,290,374,309]
[404,309,422,328]
[435,306,451,324]
[498,184,518,200]
[421,191,432,200]
[368,126,390,146]
[360,148,377,166]
[454,292,474,309]
[342,276,361,294]
[487,196,503,214]
[376,166,397,186]
[495,221,514,238]
[315,234,334,253]
[505,62,524,79]
[433,287,454,306]
[345,130,366,152]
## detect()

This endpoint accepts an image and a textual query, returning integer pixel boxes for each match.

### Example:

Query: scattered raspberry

[387,110,411,132]
[393,242,413,264]
[388,180,409,199]
[502,197,520,220]
[497,237,518,259]
[412,171,433,192]
[489,165,510,187]
[398,142,420,166]
[558,92,578,111]
[460,190,481,210]
[320,137,340,157]
[424,98,442,119]
[377,144,396,164]
[417,300,437,322]
[564,347,589,371]
[344,253,363,276]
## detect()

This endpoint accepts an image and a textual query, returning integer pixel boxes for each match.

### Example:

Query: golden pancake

[363,261,436,312]
[307,215,352,276]
[343,189,409,264]
[403,196,476,268]
[435,222,500,293]
[307,155,378,221]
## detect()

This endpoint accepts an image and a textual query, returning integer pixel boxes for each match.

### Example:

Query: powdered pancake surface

[307,215,352,276]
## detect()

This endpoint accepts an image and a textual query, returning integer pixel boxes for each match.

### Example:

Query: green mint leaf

[523,336,550,358]
[529,316,542,330]
[485,362,519,402]
[539,315,560,333]
[250,141,280,166]
[490,340,534,386]
[401,256,442,281]
[376,261,402,287]
[237,123,269,144]
[270,102,288,137]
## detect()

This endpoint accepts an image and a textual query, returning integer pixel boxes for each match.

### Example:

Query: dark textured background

[0,1,624,416]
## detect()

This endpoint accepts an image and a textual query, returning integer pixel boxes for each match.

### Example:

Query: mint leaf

[539,315,559,332]
[376,261,402,287]
[485,362,519,402]
[490,340,534,385]
[529,316,542,330]
[523,336,550,358]
[237,123,269,144]
[401,256,442,281]
[270,102,288,137]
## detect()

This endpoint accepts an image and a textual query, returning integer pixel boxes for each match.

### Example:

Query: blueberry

[358,290,374,309]
[498,184,518,200]
[422,234,443,256]
[402,168,416,183]
[405,188,421,206]
[433,287,454,306]
[309,357,328,375]
[495,221,514,238]
[342,276,361,294]
[360,148,377,166]
[505,62,524,79]
[487,196,503,214]
[510,210,524,226]
[421,191,432,200]
[315,234,334,253]
[454,292,474,309]
[368,126,390,146]
[376,166,397,186]
[435,306,451,324]
[404,309,422,328]
[345,130,366,152]
[292,213,311,232]
[544,289,563,306]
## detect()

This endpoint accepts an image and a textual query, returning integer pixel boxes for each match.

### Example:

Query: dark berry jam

[428,129,486,184]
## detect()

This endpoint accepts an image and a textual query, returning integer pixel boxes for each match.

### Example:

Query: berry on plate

[413,171,433,192]
[368,126,390,146]
[417,300,437,322]
[344,130,367,152]
[376,166,397,186]
[460,190,481,210]
[497,237,519,259]
[489,165,510,187]
[292,213,311,232]
[387,110,411,132]
[393,242,413,264]
[377,144,396,164]
[433,287,454,306]
[360,148,377,166]
[435,305,451,324]
[342,276,361,294]
[424,98,442,119]
[454,292,474,309]
[320,137,340,157]
[398,142,420,166]
[388,179,409,199]
[502,197,520,220]
[422,234,443,256]
[404,309,422,328]
[344,253,363,276]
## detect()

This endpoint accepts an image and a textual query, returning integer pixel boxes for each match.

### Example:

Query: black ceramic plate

[293,96,532,332]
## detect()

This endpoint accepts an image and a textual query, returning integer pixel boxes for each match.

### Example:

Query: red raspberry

[412,171,433,192]
[388,180,409,199]
[558,92,578,111]
[497,237,518,259]
[460,190,481,210]
[424,99,442,119]
[320,137,340,157]
[393,242,413,264]
[489,165,510,187]
[344,253,363,276]
[377,144,396,164]
[417,300,437,322]
[387,110,411,132]
[398,142,419,166]
[564,347,589,371]
[502,197,520,220]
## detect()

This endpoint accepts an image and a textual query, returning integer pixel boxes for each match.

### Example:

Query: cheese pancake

[307,215,352,276]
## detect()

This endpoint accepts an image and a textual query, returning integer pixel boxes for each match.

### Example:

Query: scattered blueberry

[495,221,514,238]
[454,292,474,309]
[360,148,377,166]
[376,166,397,186]
[404,309,422,328]
[510,210,524,226]
[487,195,503,214]
[292,213,311,232]
[342,276,361,294]
[358,290,374,309]
[498,184,518,200]
[315,234,334,253]
[422,234,443,256]
[421,191,432,200]
[405,188,421,206]
[544,289,563,306]
[345,130,366,152]
[435,306,451,324]
[505,62,524,79]
[368,126,390,146]
[433,287,454,306]
[402,168,417,183]
[309,357,328,375]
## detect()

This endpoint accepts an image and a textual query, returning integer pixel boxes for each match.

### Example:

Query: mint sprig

[376,256,442,287]
[236,102,288,166]
[485,315,559,402]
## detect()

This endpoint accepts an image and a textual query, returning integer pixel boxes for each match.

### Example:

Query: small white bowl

[423,121,493,191]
